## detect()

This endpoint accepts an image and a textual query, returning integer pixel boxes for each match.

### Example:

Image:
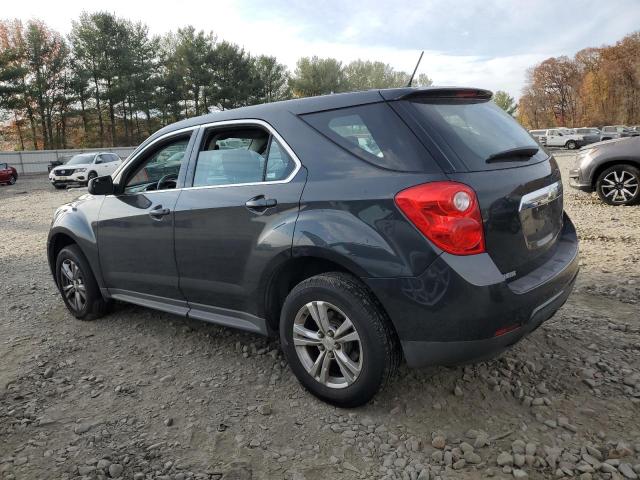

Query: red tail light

[395,182,485,255]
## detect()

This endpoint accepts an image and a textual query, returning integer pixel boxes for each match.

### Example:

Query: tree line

[518,31,640,129]
[0,13,431,151]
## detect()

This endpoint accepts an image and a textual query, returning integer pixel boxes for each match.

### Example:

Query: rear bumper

[365,215,579,368]
[400,273,575,367]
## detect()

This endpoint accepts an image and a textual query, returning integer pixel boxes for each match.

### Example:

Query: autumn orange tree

[518,31,640,129]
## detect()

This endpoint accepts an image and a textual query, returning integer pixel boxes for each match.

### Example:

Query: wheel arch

[590,159,640,188]
[262,252,398,346]
[48,224,104,290]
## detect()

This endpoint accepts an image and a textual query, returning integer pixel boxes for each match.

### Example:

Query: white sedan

[49,152,122,189]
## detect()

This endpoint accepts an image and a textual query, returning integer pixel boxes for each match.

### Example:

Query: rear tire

[55,245,109,320]
[8,175,17,185]
[596,165,640,206]
[279,272,400,407]
[566,140,577,150]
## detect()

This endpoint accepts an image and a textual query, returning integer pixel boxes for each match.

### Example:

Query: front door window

[124,138,190,193]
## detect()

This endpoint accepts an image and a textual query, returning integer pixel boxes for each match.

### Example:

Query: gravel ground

[1,151,639,480]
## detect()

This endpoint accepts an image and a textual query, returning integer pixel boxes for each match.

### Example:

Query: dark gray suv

[48,87,579,406]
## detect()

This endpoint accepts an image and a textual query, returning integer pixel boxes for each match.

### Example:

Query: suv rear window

[403,98,542,171]
[301,102,435,172]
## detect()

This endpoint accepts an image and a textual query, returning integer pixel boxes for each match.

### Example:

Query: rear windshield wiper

[486,147,539,163]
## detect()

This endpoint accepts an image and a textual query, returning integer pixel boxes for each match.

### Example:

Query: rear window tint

[301,102,434,172]
[404,99,541,171]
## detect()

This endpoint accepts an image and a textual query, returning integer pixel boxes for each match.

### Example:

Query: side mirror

[88,175,114,195]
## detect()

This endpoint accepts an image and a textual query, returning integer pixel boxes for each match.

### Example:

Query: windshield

[406,99,540,170]
[66,153,95,165]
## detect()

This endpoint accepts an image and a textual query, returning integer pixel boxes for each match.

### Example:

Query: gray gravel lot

[1,151,639,480]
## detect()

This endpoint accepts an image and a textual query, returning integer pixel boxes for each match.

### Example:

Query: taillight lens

[395,181,485,255]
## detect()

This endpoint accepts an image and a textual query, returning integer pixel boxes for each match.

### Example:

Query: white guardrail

[0,146,137,175]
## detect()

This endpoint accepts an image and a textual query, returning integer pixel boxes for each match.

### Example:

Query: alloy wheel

[292,301,362,389]
[600,169,639,204]
[60,259,87,312]
[9,175,16,185]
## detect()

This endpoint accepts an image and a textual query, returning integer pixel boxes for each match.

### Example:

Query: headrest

[220,150,263,184]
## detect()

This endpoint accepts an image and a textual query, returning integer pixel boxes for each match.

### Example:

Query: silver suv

[569,136,640,205]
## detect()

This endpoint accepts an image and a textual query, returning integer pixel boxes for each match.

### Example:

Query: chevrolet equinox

[48,87,579,407]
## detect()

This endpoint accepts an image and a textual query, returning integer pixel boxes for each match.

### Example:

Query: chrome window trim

[185,119,302,190]
[112,125,199,182]
[113,119,302,192]
[519,180,563,211]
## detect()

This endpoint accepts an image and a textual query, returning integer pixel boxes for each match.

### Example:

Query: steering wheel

[156,173,178,190]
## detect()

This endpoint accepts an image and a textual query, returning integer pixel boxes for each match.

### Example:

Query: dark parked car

[47,87,579,406]
[575,128,602,145]
[570,136,640,205]
[0,162,18,185]
[601,125,638,140]
[47,157,68,173]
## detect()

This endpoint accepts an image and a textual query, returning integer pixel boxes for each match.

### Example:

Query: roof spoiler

[380,87,493,101]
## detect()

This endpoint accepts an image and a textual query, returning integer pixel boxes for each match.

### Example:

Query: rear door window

[301,102,435,172]
[193,128,268,187]
[192,126,297,187]
[401,98,545,171]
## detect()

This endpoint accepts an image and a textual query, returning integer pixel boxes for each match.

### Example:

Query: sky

[3,0,640,98]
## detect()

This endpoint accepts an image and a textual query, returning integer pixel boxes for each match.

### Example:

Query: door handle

[149,205,171,219]
[245,195,277,211]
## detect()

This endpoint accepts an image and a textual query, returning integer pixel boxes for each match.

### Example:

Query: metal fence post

[18,150,24,175]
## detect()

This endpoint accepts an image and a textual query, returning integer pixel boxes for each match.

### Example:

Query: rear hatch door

[389,89,564,277]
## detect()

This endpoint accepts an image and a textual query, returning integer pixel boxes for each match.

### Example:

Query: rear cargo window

[405,99,541,171]
[301,102,435,172]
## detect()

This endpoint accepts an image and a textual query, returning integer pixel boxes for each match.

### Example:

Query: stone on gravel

[431,435,446,449]
[417,469,430,480]
[74,423,92,434]
[498,452,514,466]
[464,451,482,464]
[619,463,638,479]
[453,459,466,469]
[109,463,124,478]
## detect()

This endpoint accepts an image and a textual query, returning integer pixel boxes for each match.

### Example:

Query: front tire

[566,140,577,150]
[280,272,400,407]
[596,165,640,206]
[55,245,109,320]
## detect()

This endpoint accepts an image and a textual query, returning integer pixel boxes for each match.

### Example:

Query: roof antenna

[407,51,424,87]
